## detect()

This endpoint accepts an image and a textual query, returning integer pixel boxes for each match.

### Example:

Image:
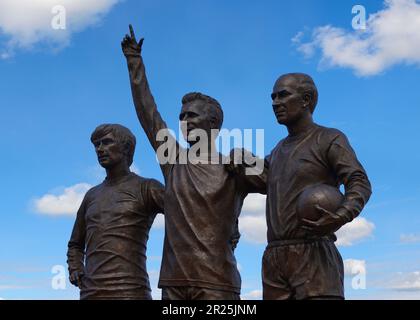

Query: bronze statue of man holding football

[263,73,372,300]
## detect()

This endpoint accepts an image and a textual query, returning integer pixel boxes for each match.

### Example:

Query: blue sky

[1,0,420,300]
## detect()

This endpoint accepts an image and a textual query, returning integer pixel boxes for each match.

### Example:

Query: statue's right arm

[122,26,178,179]
[125,53,170,153]
[67,196,87,288]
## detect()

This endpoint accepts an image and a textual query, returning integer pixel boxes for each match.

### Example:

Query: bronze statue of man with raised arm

[121,25,266,300]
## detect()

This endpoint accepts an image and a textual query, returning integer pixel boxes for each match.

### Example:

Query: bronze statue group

[67,25,371,300]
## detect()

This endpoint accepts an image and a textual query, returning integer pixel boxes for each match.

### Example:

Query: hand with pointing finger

[121,24,144,58]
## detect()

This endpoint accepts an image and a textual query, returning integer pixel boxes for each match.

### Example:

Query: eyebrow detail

[272,90,292,99]
[93,137,115,145]
[179,111,200,119]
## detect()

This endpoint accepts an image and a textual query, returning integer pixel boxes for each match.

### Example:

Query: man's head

[179,92,224,143]
[90,124,136,169]
[271,73,318,125]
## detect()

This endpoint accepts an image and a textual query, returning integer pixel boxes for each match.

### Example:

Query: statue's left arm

[227,148,268,195]
[226,149,268,250]
[301,131,372,236]
[145,178,165,216]
[327,132,372,224]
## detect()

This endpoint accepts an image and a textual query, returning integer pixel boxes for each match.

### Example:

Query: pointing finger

[129,24,136,42]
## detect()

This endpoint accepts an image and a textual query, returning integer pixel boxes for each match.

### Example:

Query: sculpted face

[271,75,308,126]
[92,132,125,169]
[179,100,215,144]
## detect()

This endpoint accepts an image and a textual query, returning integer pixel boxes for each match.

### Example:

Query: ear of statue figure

[302,92,312,111]
[210,116,218,130]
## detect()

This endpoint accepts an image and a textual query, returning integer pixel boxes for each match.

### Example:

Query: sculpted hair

[278,73,319,113]
[182,92,224,130]
[91,124,136,166]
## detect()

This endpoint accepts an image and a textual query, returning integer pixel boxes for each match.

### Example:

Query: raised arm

[122,25,178,178]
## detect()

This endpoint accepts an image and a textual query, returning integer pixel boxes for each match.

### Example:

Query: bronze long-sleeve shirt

[67,173,164,299]
[266,125,372,242]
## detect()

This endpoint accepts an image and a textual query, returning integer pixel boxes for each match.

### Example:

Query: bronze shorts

[262,238,344,300]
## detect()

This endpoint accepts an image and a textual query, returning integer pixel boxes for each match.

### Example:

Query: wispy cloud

[0,0,122,58]
[0,285,32,290]
[388,271,420,291]
[363,291,420,300]
[293,0,420,76]
[0,263,80,299]
[400,233,420,243]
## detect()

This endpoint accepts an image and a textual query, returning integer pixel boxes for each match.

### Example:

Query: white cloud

[400,233,420,243]
[242,194,266,215]
[239,215,267,244]
[239,194,267,244]
[389,271,420,291]
[344,259,366,277]
[152,288,162,300]
[294,0,420,76]
[336,217,375,247]
[241,290,262,300]
[34,183,92,216]
[0,0,121,58]
[147,269,162,300]
[152,214,165,229]
[291,31,305,44]
[364,291,420,300]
